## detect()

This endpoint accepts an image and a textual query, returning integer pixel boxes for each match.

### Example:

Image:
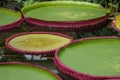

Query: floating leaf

[55,37,120,79]
[21,1,108,31]
[0,62,61,80]
[0,7,23,31]
[6,32,72,55]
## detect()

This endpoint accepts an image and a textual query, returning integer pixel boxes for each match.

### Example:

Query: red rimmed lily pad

[5,32,72,55]
[22,1,108,31]
[54,37,120,80]
[112,14,120,33]
[0,8,23,31]
[0,62,61,80]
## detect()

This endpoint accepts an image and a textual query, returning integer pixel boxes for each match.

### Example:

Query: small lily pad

[6,32,72,55]
[112,14,120,32]
[0,8,23,31]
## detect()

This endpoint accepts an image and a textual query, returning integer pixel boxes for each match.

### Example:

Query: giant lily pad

[22,1,108,30]
[6,32,72,55]
[0,8,23,31]
[112,14,120,32]
[55,37,120,80]
[0,62,61,80]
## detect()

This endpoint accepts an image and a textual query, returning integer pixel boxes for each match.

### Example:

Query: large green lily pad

[58,38,120,76]
[22,1,107,22]
[7,32,71,54]
[0,63,59,80]
[0,8,21,26]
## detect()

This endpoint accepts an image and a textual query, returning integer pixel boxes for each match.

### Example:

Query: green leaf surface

[0,64,58,80]
[59,38,120,76]
[22,1,106,21]
[0,8,21,26]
